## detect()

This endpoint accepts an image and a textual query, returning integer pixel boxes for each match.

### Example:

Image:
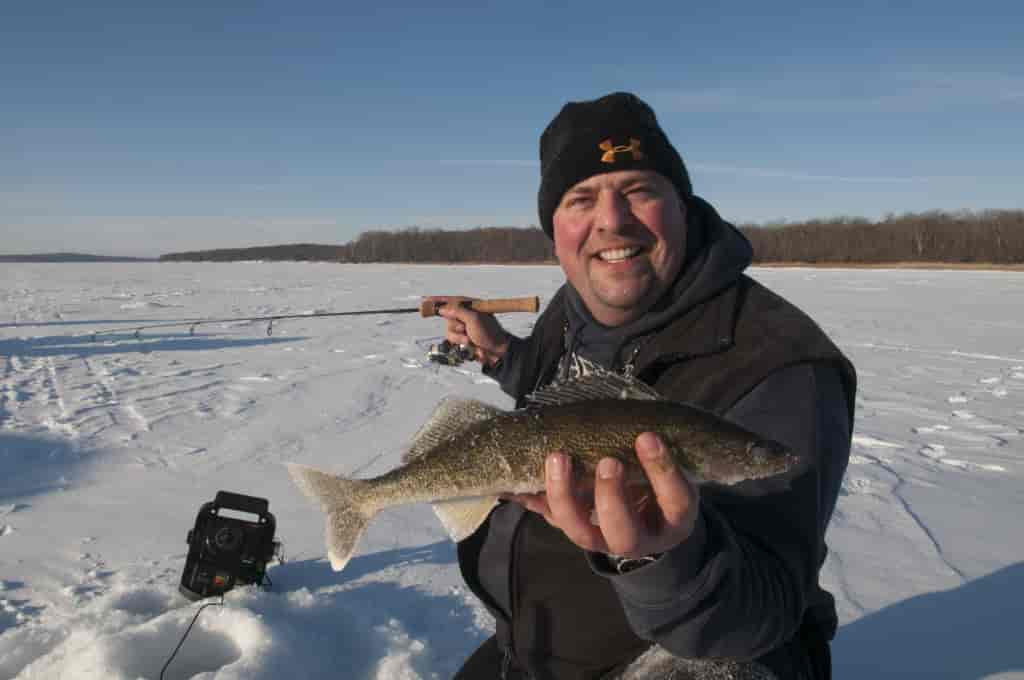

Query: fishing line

[158,596,224,680]
[158,543,284,680]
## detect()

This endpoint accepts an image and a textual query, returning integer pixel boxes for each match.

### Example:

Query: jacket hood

[669,195,753,312]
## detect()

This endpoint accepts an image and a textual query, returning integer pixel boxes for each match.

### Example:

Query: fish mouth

[743,440,802,477]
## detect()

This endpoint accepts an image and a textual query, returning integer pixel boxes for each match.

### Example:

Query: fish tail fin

[287,463,374,572]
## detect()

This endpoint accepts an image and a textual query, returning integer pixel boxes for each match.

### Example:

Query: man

[434,92,855,680]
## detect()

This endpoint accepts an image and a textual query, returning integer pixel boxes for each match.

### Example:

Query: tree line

[160,243,349,262]
[160,227,555,263]
[744,210,1024,264]
[0,253,155,263]
[159,210,1024,264]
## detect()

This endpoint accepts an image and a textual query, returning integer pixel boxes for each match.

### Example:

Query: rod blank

[82,295,541,341]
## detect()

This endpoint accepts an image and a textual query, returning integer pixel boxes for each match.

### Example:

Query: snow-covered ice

[1,262,1022,679]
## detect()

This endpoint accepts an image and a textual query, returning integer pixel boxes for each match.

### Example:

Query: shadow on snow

[0,432,100,503]
[0,332,305,359]
[0,318,183,329]
[834,561,1024,679]
[270,541,459,590]
[260,541,485,678]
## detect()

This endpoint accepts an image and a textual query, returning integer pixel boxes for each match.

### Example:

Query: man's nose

[594,191,633,231]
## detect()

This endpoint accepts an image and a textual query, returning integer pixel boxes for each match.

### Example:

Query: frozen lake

[2,262,1022,679]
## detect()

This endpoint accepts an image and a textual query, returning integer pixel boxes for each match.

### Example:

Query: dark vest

[458,275,857,680]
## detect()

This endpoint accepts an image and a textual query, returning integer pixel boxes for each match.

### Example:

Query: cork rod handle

[419,296,540,317]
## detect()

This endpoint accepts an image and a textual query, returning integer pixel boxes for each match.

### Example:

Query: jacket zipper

[500,645,513,679]
[621,344,642,379]
[503,514,528,680]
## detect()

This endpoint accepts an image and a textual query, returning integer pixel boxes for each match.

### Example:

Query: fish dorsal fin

[525,369,663,407]
[402,397,502,463]
[432,496,500,542]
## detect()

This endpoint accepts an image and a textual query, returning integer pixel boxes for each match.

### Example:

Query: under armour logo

[599,138,644,164]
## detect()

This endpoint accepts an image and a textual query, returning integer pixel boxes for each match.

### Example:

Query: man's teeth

[598,247,640,262]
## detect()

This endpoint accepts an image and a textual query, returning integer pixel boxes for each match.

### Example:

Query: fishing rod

[81,296,540,346]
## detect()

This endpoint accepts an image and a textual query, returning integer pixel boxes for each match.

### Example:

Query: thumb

[635,432,697,527]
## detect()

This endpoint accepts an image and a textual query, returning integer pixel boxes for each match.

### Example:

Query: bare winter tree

[741,210,1024,264]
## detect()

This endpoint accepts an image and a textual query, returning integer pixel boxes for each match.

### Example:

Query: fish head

[696,437,803,486]
[746,439,803,477]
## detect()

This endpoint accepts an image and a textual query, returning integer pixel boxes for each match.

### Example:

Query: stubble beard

[587,264,660,325]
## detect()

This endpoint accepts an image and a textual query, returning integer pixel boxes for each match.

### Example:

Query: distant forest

[160,227,554,263]
[0,253,155,263]
[158,209,1024,265]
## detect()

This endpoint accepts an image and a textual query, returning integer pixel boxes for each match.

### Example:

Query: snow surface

[1,262,1022,680]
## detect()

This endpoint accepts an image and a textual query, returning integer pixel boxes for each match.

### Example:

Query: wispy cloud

[402,214,536,228]
[437,159,538,167]
[655,71,1024,114]
[690,163,937,184]
[436,159,943,185]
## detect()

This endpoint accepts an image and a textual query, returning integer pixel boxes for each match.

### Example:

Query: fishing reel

[179,491,280,601]
[427,339,476,366]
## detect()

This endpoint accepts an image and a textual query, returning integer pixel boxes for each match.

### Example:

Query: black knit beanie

[537,91,692,238]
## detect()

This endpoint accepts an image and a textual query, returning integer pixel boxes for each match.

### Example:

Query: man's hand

[428,296,512,369]
[504,432,700,559]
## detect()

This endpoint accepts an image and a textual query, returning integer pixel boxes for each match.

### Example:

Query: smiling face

[552,169,687,327]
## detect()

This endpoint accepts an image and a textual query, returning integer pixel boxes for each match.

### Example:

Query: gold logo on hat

[599,138,644,164]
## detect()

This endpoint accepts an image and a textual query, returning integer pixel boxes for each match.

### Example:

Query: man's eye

[566,196,591,208]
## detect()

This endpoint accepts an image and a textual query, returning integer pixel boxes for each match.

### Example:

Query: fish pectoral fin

[432,496,500,542]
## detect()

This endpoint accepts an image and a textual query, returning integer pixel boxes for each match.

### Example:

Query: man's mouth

[596,246,642,263]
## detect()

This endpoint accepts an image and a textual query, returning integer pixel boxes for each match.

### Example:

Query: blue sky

[3,1,1022,257]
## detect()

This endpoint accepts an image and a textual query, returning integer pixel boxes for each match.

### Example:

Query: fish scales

[365,400,748,507]
[289,372,801,573]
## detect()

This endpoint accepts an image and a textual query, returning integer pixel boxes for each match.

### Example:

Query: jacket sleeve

[594,361,852,660]
[482,285,568,400]
[482,334,530,398]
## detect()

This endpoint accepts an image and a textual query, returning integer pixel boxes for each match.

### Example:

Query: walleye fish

[289,372,801,571]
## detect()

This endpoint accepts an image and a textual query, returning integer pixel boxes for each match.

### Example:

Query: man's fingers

[446,318,466,335]
[437,300,476,323]
[635,432,697,527]
[438,306,474,347]
[436,301,510,368]
[502,492,552,521]
[545,453,607,552]
[593,457,644,557]
[439,306,482,344]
